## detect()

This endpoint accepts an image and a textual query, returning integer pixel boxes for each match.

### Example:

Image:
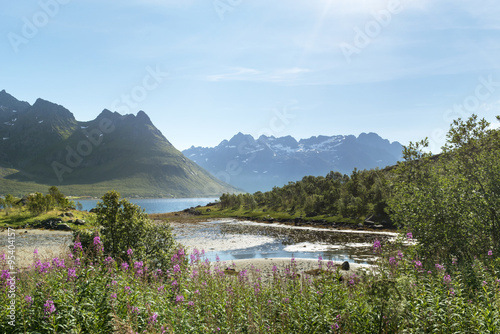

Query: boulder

[54,224,72,231]
[341,261,350,271]
[74,219,86,225]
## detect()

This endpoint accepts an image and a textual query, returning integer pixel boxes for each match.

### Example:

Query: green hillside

[0,91,238,197]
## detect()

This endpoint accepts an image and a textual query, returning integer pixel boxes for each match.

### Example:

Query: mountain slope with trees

[183,132,402,192]
[0,90,238,197]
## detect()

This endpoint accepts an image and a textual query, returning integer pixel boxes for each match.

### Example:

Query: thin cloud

[206,67,312,83]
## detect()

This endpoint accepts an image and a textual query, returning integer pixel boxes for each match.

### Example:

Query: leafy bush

[389,115,500,265]
[74,190,178,269]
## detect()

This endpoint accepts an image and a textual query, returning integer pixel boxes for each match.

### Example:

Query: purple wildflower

[149,312,158,324]
[25,295,32,304]
[407,232,413,240]
[67,268,77,279]
[443,275,452,284]
[175,295,184,303]
[44,300,56,314]
[435,263,444,271]
[74,242,82,251]
[127,248,133,256]
[110,293,117,299]
[488,250,493,256]
[121,262,129,271]
[373,240,382,253]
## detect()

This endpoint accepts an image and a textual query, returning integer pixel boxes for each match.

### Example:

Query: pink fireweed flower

[25,295,32,305]
[52,257,65,268]
[0,253,5,261]
[406,232,413,240]
[93,236,103,251]
[34,249,38,255]
[131,306,140,314]
[482,281,488,286]
[443,275,452,284]
[175,295,184,303]
[1,270,11,280]
[389,257,398,266]
[373,240,382,253]
[134,261,143,269]
[110,293,117,299]
[149,313,158,324]
[124,286,131,294]
[397,250,403,259]
[121,262,129,271]
[127,248,133,256]
[435,263,444,271]
[414,261,422,270]
[73,242,82,251]
[172,280,178,287]
[488,250,493,256]
[188,301,194,307]
[44,300,56,314]
[173,264,181,273]
[67,268,77,279]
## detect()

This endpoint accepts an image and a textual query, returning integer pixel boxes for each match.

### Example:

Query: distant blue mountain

[183,132,403,193]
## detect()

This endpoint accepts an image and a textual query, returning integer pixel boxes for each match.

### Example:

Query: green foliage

[26,192,55,216]
[389,114,500,265]
[219,168,390,221]
[78,190,177,269]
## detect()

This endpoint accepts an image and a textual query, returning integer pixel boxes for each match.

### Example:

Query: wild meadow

[1,232,500,333]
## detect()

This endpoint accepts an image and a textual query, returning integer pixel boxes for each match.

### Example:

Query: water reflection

[172,220,396,264]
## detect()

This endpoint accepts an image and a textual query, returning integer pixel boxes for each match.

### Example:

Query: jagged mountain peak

[183,132,404,192]
[0,90,31,113]
[227,132,255,146]
[31,98,75,121]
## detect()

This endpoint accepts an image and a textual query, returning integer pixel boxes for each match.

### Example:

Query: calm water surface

[77,197,217,213]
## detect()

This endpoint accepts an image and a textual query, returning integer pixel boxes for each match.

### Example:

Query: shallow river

[171,219,396,264]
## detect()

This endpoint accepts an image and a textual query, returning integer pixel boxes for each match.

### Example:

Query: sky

[1,0,499,152]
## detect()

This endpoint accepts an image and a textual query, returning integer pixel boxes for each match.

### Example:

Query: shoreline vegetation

[2,115,500,332]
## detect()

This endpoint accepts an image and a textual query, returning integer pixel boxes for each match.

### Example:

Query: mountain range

[183,132,403,192]
[0,90,237,197]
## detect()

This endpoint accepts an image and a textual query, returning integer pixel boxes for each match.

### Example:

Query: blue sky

[1,0,499,152]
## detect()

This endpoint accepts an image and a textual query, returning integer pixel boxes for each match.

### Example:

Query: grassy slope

[153,204,363,226]
[0,206,94,229]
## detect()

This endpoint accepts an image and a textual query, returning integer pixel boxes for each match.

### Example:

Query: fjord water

[77,197,218,213]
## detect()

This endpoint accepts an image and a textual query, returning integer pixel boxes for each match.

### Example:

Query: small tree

[388,115,500,264]
[27,192,54,216]
[2,194,15,216]
[81,190,177,268]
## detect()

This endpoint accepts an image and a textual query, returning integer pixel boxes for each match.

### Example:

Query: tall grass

[2,236,500,333]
